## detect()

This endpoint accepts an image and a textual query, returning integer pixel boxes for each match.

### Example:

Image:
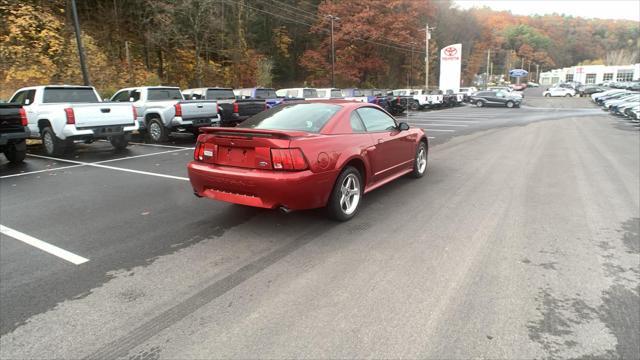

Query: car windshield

[238,103,340,133]
[147,88,183,101]
[42,87,99,103]
[205,89,235,100]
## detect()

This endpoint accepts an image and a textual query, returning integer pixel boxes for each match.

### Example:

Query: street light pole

[70,0,90,86]
[327,15,340,88]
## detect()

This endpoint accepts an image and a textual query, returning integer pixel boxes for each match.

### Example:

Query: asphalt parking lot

[1,89,638,359]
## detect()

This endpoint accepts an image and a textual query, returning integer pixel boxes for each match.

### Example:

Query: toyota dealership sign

[439,43,462,93]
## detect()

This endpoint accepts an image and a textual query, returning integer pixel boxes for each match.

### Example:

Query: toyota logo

[444,47,457,56]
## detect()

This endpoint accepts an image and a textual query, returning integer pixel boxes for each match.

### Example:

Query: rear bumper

[0,129,29,146]
[171,115,220,128]
[61,121,139,140]
[187,161,337,210]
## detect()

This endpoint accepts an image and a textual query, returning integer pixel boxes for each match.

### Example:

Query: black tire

[41,127,68,156]
[147,118,168,143]
[409,100,420,111]
[110,134,130,150]
[544,93,551,97]
[476,100,485,108]
[565,93,571,97]
[411,141,428,178]
[4,140,26,164]
[327,166,363,221]
[506,101,514,108]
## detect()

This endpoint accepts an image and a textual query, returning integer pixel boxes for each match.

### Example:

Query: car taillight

[194,142,216,162]
[174,103,182,117]
[270,148,307,171]
[19,108,28,126]
[233,102,239,113]
[264,101,268,110]
[132,105,138,121]
[396,97,401,105]
[64,108,75,124]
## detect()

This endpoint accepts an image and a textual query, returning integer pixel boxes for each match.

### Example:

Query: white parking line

[410,123,469,127]
[409,119,480,123]
[26,154,190,181]
[420,129,456,132]
[1,225,89,265]
[129,142,193,149]
[0,164,86,179]
[97,148,192,164]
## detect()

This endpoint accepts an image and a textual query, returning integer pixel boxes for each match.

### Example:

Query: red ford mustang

[187,100,429,221]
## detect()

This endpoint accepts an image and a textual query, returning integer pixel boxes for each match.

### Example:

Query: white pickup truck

[110,86,219,143]
[392,89,444,110]
[9,85,138,156]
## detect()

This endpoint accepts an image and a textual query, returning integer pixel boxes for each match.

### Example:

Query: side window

[24,90,36,105]
[356,107,397,132]
[349,111,366,133]
[10,91,26,104]
[112,91,129,102]
[130,90,141,102]
[286,90,298,98]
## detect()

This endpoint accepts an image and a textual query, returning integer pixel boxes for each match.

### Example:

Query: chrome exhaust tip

[278,206,292,214]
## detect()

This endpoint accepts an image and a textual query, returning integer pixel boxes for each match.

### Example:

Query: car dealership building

[539,63,640,85]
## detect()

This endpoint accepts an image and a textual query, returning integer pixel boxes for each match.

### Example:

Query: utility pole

[71,0,90,85]
[425,24,430,89]
[410,43,415,88]
[419,24,435,89]
[125,41,132,84]
[536,63,540,83]
[327,15,340,88]
[485,48,491,89]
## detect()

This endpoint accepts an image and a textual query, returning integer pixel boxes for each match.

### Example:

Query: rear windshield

[255,88,277,99]
[147,88,183,101]
[42,88,99,103]
[238,103,340,133]
[330,89,342,98]
[206,89,235,100]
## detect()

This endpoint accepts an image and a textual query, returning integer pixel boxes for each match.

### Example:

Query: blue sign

[509,69,528,77]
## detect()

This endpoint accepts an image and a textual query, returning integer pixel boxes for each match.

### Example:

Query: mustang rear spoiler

[199,127,309,139]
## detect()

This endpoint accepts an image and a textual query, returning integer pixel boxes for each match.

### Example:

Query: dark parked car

[469,91,521,108]
[0,104,29,163]
[182,87,265,126]
[577,85,607,97]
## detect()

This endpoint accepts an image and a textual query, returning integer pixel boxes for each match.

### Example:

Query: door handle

[378,138,384,144]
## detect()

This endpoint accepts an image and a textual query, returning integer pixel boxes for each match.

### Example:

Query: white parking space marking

[27,154,190,181]
[129,142,194,149]
[0,164,86,179]
[411,123,469,127]
[97,148,192,164]
[409,119,480,123]
[2,148,192,179]
[419,129,456,132]
[0,225,89,265]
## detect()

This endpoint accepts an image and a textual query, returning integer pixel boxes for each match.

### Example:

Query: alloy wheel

[149,122,162,141]
[43,132,54,154]
[417,146,427,174]
[340,173,361,215]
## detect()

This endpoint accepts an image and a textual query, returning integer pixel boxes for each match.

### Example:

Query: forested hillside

[0,0,638,98]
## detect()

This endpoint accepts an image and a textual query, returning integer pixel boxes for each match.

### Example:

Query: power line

[225,0,426,54]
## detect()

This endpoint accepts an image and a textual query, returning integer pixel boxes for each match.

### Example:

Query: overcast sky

[453,0,640,21]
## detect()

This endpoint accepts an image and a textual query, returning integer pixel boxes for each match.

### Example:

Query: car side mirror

[398,122,410,131]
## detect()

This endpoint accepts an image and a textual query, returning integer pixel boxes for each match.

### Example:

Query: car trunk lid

[197,128,309,169]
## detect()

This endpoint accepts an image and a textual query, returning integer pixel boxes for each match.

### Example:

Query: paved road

[1,90,638,359]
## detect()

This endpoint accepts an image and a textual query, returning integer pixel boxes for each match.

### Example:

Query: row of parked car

[0,84,469,162]
[591,88,640,121]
